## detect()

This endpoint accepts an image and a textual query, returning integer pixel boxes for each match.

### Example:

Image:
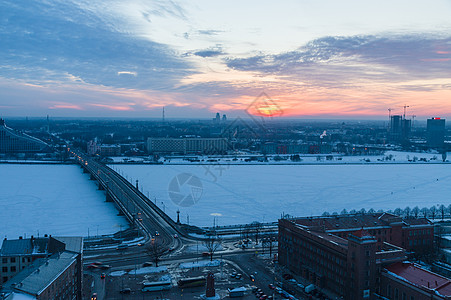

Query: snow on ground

[185,245,223,253]
[111,160,451,227]
[0,164,128,239]
[109,270,127,277]
[134,266,167,274]
[151,150,450,165]
[179,260,221,269]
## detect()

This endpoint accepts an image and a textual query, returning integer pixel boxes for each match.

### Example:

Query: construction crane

[403,105,410,119]
[388,108,393,119]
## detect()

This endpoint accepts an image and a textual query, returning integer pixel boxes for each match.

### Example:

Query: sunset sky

[1,0,451,119]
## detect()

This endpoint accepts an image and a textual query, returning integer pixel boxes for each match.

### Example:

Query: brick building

[380,262,451,299]
[0,236,83,299]
[278,213,435,299]
[292,213,433,253]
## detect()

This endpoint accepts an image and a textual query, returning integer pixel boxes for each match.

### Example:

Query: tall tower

[162,107,165,123]
[427,117,446,148]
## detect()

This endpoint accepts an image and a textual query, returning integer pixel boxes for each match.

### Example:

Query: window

[10,266,16,272]
[387,285,392,297]
[410,296,415,300]
[1,258,7,263]
[3,277,8,283]
[402,292,407,300]
[394,288,399,300]
[2,267,7,273]
[10,258,15,263]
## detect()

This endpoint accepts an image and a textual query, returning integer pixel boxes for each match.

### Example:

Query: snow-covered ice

[0,164,128,239]
[111,161,451,227]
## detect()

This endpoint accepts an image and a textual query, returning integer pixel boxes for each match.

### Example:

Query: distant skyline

[1,0,451,119]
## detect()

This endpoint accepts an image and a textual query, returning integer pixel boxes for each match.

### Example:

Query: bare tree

[412,206,420,218]
[368,208,375,214]
[394,208,403,216]
[404,206,411,218]
[439,205,446,220]
[421,207,429,218]
[251,221,262,244]
[261,235,277,258]
[340,209,348,215]
[146,238,166,267]
[203,234,222,261]
[430,206,437,220]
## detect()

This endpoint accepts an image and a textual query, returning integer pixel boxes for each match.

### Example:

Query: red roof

[351,229,373,238]
[386,262,451,296]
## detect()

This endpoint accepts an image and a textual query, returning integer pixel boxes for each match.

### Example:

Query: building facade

[380,262,451,300]
[0,236,83,300]
[0,119,49,153]
[427,117,446,148]
[279,213,435,299]
[147,137,229,154]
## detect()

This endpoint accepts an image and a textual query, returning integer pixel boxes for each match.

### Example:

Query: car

[201,252,210,257]
[231,272,237,278]
[235,273,242,279]
[100,264,111,270]
[91,293,97,300]
[283,273,293,280]
[173,234,178,238]
[142,262,153,267]
[259,295,268,300]
[100,273,106,279]
[87,263,99,269]
[250,274,255,282]
[119,288,131,294]
[155,231,160,236]
[116,244,129,250]
[168,247,175,252]
[268,284,275,290]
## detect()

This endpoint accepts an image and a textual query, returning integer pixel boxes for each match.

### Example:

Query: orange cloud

[90,104,134,111]
[49,104,83,110]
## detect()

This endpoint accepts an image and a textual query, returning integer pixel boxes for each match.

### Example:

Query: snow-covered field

[111,162,451,227]
[0,164,128,239]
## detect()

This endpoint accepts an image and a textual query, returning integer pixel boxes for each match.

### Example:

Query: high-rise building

[427,117,446,148]
[222,114,227,122]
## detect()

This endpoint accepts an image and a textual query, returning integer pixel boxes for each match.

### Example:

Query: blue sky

[1,0,451,118]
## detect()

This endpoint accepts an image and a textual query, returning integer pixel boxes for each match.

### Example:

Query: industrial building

[147,137,229,154]
[0,119,49,153]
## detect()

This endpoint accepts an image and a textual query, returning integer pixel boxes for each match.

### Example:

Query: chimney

[19,236,23,240]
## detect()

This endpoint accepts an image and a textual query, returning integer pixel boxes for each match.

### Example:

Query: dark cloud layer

[0,0,194,89]
[226,35,451,83]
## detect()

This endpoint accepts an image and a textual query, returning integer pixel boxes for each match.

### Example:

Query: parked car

[100,273,106,279]
[120,288,131,294]
[142,262,153,267]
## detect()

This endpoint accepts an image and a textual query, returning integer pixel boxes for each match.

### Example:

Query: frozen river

[0,164,128,239]
[111,163,451,227]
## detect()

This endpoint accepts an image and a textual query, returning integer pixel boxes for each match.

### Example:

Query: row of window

[1,257,31,264]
